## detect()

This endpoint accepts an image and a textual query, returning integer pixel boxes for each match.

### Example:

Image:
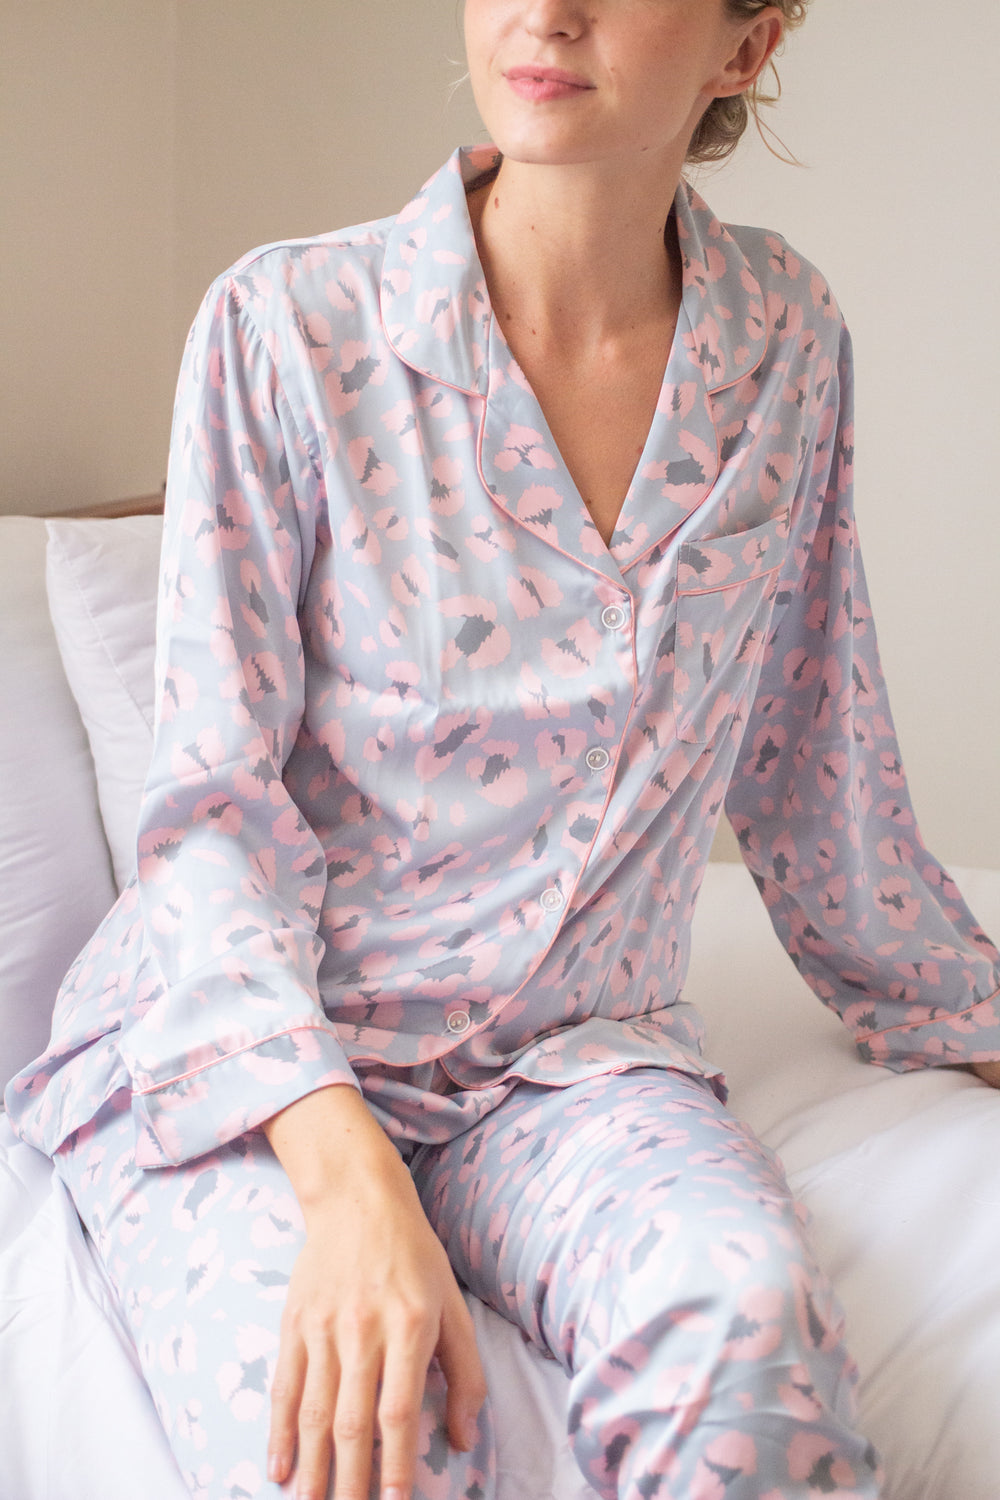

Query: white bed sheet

[3,861,1000,1500]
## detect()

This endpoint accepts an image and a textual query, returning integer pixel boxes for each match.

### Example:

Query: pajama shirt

[8,143,1000,1496]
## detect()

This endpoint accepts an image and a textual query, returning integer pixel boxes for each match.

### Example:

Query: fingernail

[382,1489,405,1500]
[267,1453,282,1483]
[462,1414,480,1449]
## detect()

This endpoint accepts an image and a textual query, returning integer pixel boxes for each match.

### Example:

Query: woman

[8,2,1000,1498]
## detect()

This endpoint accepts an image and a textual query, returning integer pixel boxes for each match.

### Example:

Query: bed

[2,508,999,1499]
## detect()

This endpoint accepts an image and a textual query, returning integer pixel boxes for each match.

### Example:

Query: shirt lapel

[380,146,496,400]
[608,181,769,574]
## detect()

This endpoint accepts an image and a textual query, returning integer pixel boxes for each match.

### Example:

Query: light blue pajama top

[8,146,1000,1167]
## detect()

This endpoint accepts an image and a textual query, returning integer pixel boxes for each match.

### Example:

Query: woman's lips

[504,66,594,102]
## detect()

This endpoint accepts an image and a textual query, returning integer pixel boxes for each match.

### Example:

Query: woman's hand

[262,1086,486,1500]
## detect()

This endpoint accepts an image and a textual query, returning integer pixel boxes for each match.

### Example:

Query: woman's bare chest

[509,334,675,548]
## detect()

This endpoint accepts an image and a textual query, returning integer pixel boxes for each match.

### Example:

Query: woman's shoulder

[723,216,846,342]
[230,210,396,281]
[680,180,847,365]
[191,209,400,349]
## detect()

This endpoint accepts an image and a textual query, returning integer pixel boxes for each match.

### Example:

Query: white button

[601,604,627,630]
[445,1009,471,1035]
[585,747,611,771]
[539,887,564,912]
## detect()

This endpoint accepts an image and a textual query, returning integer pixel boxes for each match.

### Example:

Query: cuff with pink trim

[132,1024,360,1167]
[856,985,1000,1073]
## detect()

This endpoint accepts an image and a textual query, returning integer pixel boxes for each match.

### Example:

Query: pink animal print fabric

[7,145,1000,1164]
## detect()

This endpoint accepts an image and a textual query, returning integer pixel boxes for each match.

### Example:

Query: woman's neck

[467,154,686,357]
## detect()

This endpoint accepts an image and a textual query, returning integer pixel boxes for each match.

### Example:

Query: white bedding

[4,861,1000,1500]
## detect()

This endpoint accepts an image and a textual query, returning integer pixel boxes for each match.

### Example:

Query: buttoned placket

[376,145,769,1052]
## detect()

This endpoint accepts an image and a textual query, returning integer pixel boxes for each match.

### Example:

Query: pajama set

[7,145,1000,1498]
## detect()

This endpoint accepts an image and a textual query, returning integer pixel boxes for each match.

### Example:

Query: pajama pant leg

[52,1092,495,1500]
[53,1068,881,1500]
[410,1068,882,1500]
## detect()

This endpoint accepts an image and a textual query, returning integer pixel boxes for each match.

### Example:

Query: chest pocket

[672,508,790,745]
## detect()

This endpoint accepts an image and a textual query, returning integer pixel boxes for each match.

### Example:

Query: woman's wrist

[262,1083,406,1214]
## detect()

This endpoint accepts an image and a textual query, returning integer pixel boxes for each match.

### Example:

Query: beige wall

[2,1,997,865]
[1,1,177,513]
[172,1,483,359]
[1,0,481,514]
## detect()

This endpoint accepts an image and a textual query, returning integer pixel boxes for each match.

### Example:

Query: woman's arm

[262,1086,486,1500]
[144,275,486,1494]
[971,1061,1000,1088]
[116,273,363,1168]
[724,316,1000,1073]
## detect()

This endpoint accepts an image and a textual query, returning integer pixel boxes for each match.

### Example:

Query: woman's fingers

[328,1334,381,1500]
[375,1313,439,1500]
[268,1324,308,1485]
[293,1331,341,1500]
[268,1294,484,1499]
[436,1289,488,1453]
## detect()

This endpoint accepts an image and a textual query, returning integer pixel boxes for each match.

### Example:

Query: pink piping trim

[438,1054,723,1096]
[677,559,782,597]
[864,982,1000,1042]
[134,1024,349,1095]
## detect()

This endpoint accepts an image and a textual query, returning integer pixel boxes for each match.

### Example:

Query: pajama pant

[54,1068,882,1500]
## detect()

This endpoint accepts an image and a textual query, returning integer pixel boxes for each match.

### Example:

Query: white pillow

[0,518,118,1092]
[45,517,161,891]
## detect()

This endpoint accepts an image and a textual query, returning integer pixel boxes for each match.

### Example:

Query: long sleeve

[120,278,360,1166]
[724,321,1000,1071]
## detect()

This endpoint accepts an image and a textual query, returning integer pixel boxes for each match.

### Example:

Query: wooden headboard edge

[45,491,166,519]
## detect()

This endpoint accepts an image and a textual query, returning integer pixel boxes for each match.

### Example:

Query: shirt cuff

[856,985,1000,1073]
[132,1025,360,1167]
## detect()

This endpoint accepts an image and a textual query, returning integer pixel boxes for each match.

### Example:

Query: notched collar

[381,150,767,400]
[380,150,768,574]
[380,146,499,398]
[672,178,768,394]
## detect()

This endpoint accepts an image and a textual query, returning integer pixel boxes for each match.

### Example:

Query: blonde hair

[687,0,810,166]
